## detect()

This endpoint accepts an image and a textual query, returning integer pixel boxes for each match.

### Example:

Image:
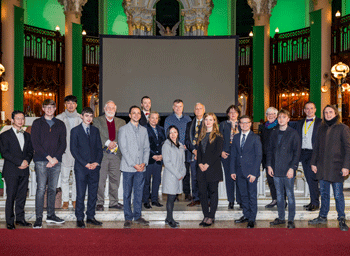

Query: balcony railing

[83,36,99,66]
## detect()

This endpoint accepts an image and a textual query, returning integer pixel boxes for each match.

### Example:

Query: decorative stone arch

[123,0,213,36]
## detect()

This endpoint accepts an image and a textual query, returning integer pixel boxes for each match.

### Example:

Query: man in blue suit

[231,115,262,228]
[70,107,103,228]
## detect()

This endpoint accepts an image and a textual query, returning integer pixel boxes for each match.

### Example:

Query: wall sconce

[0,63,5,76]
[275,27,279,33]
[331,62,350,121]
[82,30,87,36]
[1,81,8,92]
[249,31,253,37]
[55,25,60,31]
[335,11,341,18]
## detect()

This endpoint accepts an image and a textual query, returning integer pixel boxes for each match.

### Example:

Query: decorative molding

[247,0,277,15]
[58,0,88,16]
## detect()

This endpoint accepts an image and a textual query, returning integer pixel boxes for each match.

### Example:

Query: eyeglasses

[44,106,55,109]
[240,122,251,125]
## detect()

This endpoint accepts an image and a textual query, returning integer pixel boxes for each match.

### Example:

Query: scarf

[325,116,338,127]
[265,119,278,129]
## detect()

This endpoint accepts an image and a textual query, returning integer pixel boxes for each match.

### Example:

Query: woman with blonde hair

[197,113,223,227]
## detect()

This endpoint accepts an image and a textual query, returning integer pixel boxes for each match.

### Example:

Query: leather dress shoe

[184,194,192,202]
[235,216,249,223]
[247,221,255,228]
[62,202,69,210]
[265,200,277,208]
[339,218,349,231]
[77,220,85,228]
[144,202,152,209]
[199,217,208,226]
[303,203,311,208]
[16,220,32,227]
[187,201,200,207]
[270,218,286,226]
[167,220,178,228]
[306,204,319,211]
[203,218,214,227]
[87,218,103,226]
[124,220,132,228]
[96,205,104,211]
[308,216,327,225]
[7,223,15,230]
[152,201,163,207]
[109,203,123,210]
[165,219,179,225]
[287,221,295,229]
[228,202,234,209]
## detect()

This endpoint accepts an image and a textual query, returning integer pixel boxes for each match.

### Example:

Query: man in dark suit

[142,111,166,208]
[140,96,151,127]
[0,110,34,230]
[185,103,205,206]
[231,115,262,228]
[70,107,103,228]
[297,102,322,211]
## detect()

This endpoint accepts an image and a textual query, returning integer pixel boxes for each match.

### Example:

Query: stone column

[311,0,332,116]
[248,0,277,121]
[1,0,23,120]
[58,0,87,97]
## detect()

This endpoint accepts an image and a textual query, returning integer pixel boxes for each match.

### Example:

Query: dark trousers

[300,149,319,206]
[75,167,100,221]
[183,162,191,195]
[237,172,258,222]
[142,163,162,203]
[263,154,277,200]
[222,155,241,204]
[166,194,177,222]
[190,160,200,201]
[4,175,29,224]
[198,179,219,219]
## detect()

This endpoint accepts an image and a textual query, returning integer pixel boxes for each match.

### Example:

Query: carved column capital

[247,0,277,16]
[58,0,88,16]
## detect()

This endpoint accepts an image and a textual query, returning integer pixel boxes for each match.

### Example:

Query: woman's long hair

[197,113,222,145]
[166,125,180,148]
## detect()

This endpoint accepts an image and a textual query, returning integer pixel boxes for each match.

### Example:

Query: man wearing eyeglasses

[31,99,67,228]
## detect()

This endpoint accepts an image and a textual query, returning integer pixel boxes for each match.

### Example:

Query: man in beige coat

[93,100,126,211]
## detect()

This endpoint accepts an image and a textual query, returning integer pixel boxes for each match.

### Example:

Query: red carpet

[1,228,350,256]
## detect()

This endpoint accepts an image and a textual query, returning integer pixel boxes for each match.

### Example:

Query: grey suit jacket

[118,122,150,172]
[56,110,82,167]
[93,115,126,156]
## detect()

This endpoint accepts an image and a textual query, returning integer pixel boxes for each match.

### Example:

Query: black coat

[139,111,148,127]
[197,135,223,182]
[259,122,279,169]
[146,124,166,165]
[185,118,203,162]
[0,129,34,178]
[266,126,301,177]
[219,120,240,154]
[311,122,350,183]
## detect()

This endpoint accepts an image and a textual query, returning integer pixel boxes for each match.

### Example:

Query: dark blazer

[197,135,224,182]
[266,126,301,177]
[140,111,148,127]
[70,124,103,170]
[296,117,322,149]
[219,120,240,154]
[146,123,166,165]
[0,129,34,178]
[185,118,203,162]
[230,132,262,178]
[311,121,350,183]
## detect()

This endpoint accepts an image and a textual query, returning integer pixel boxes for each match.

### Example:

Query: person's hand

[158,155,163,161]
[268,166,274,177]
[46,162,53,168]
[231,173,236,180]
[286,168,294,179]
[311,165,317,174]
[86,163,92,169]
[108,141,117,150]
[221,151,229,159]
[198,163,205,172]
[152,155,158,161]
[342,168,349,176]
[193,150,197,157]
[203,163,209,171]
[18,160,29,169]
[183,145,187,150]
[90,163,99,170]
[179,176,183,181]
[134,164,142,172]
[247,174,256,183]
[52,157,59,165]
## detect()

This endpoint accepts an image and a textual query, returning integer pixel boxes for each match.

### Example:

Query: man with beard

[93,101,126,211]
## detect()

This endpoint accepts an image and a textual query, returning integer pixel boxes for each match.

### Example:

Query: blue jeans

[35,161,61,218]
[123,171,145,221]
[273,176,295,221]
[319,180,345,220]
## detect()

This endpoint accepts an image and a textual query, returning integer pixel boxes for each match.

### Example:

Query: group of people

[1,96,349,231]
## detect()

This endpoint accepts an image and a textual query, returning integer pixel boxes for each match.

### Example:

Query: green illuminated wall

[270,0,307,37]
[24,0,65,33]
[344,0,350,15]
[208,0,230,36]
[106,0,128,35]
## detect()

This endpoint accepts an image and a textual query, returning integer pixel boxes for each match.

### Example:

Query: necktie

[153,127,158,139]
[306,118,313,122]
[86,127,90,136]
[193,120,200,145]
[241,134,246,150]
[17,129,24,134]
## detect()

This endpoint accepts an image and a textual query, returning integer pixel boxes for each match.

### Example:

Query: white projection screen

[100,36,239,115]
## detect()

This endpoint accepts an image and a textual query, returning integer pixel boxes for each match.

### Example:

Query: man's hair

[42,99,56,107]
[322,104,339,120]
[104,100,117,110]
[278,109,291,118]
[64,95,77,103]
[129,105,141,114]
[12,110,25,119]
[141,96,151,104]
[149,111,159,118]
[81,107,94,116]
[304,101,316,108]
[226,105,241,117]
[239,115,252,122]
[173,99,183,104]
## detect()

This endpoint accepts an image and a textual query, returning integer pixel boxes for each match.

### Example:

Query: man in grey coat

[119,106,150,228]
[93,101,126,211]
[56,95,82,209]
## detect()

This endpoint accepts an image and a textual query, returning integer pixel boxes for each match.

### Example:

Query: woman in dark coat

[219,105,241,209]
[309,105,350,231]
[197,113,223,227]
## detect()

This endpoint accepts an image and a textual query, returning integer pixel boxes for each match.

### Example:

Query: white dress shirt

[12,127,24,151]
